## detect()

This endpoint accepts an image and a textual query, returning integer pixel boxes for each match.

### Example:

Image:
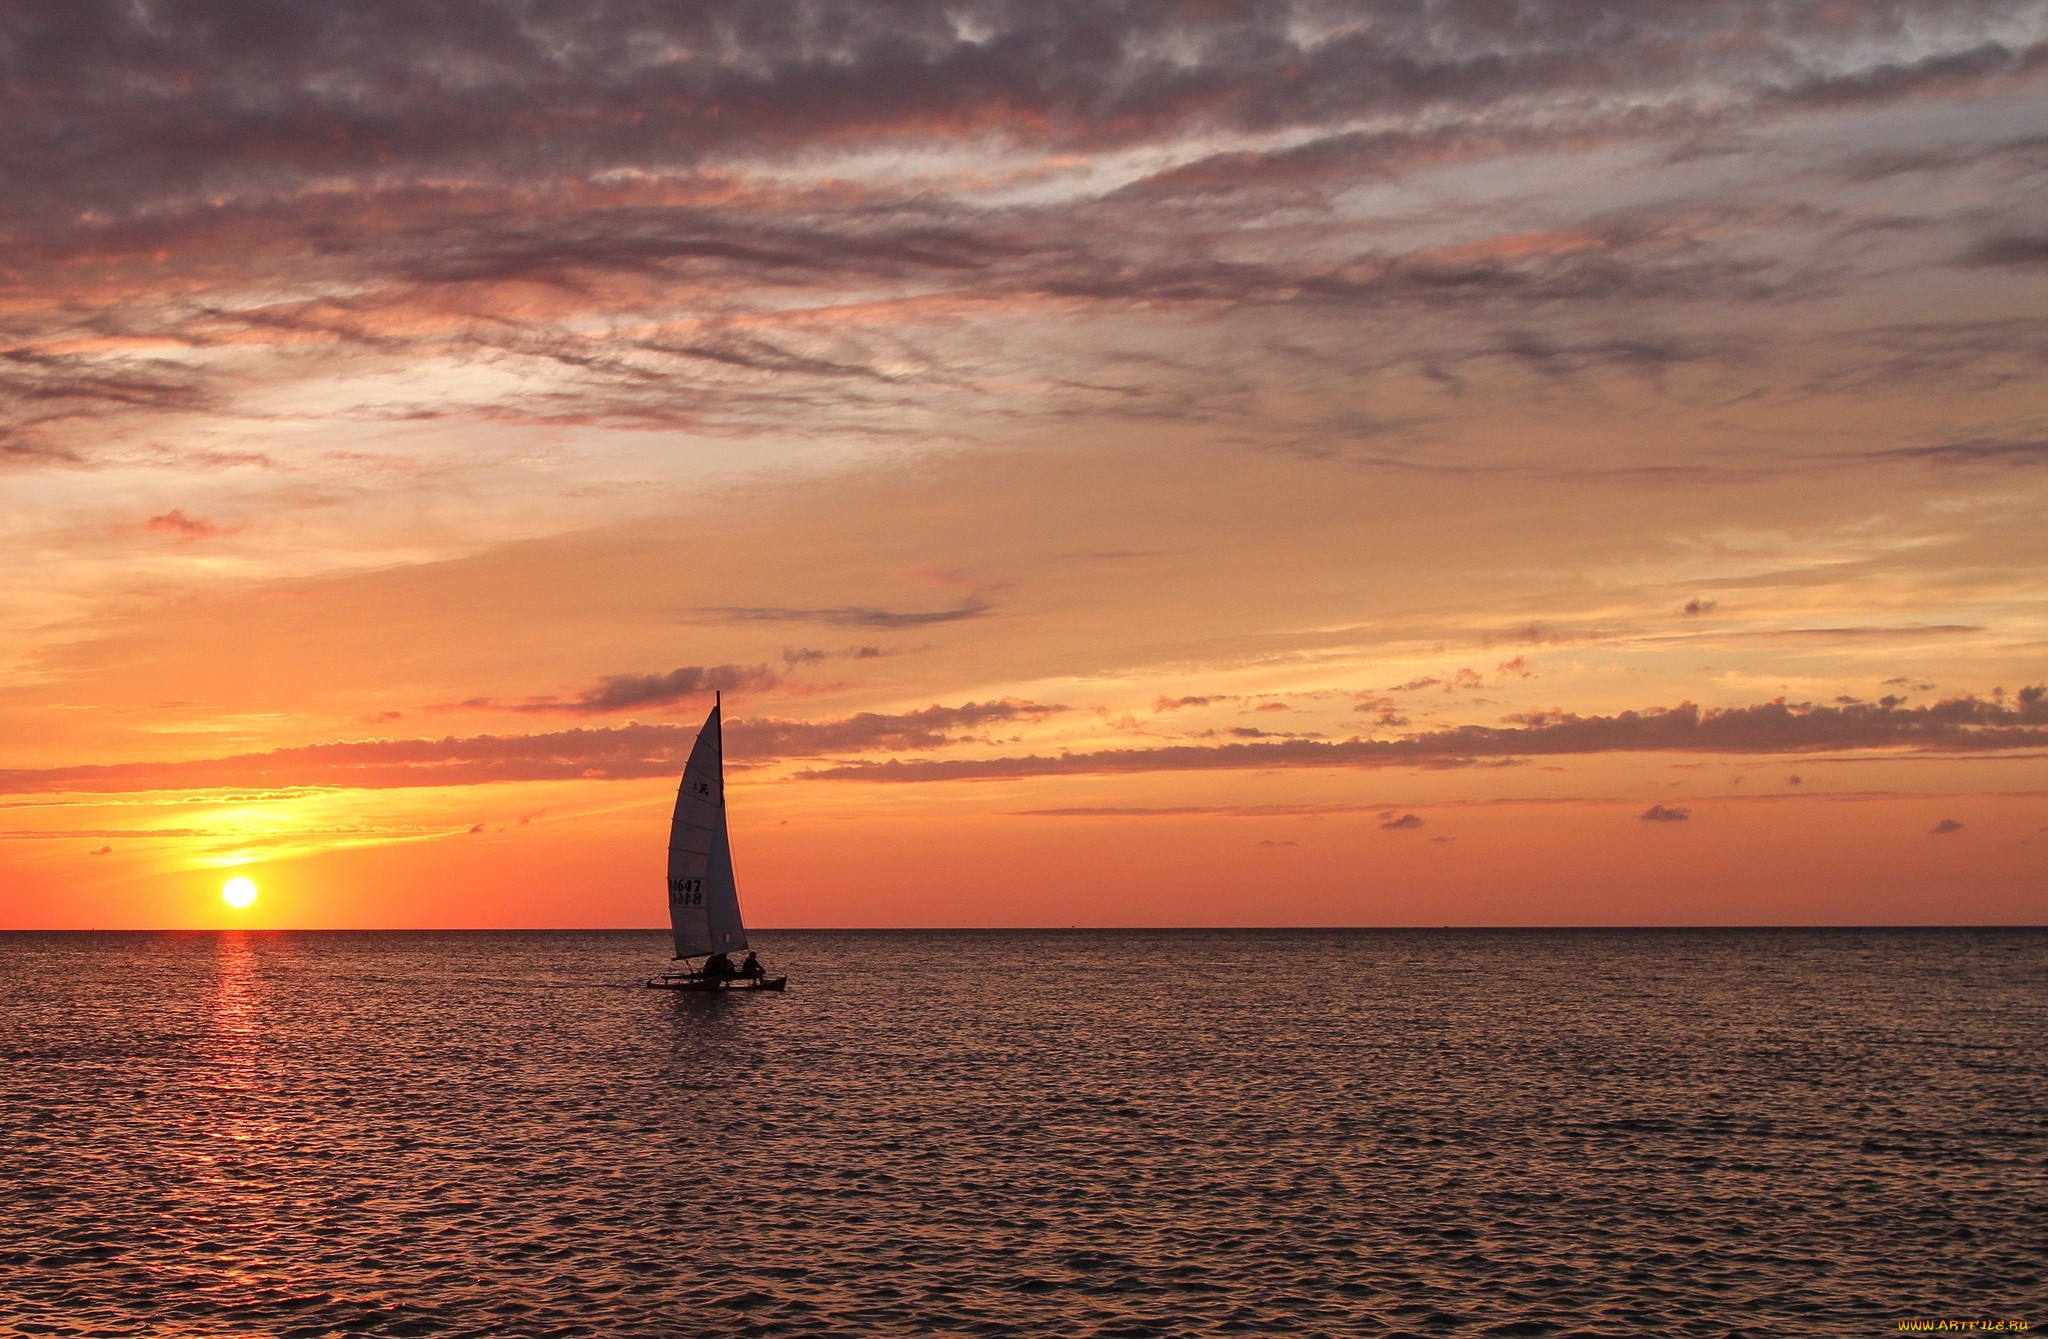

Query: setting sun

[221,877,258,909]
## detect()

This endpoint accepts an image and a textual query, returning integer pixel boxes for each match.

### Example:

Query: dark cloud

[1960,234,2048,268]
[1870,437,2048,467]
[2,829,216,841]
[702,597,990,629]
[139,509,241,543]
[1639,804,1691,823]
[1785,319,2048,402]
[0,724,701,794]
[781,645,890,668]
[465,664,781,715]
[1770,34,2048,110]
[0,348,216,465]
[726,700,1063,758]
[1013,225,1795,318]
[0,2,2039,476]
[805,686,2048,782]
[1756,625,1983,641]
[1844,132,2048,182]
[1682,598,1718,617]
[1929,817,1965,834]
[1013,803,1390,819]
[12,2,2035,224]
[1380,812,1425,830]
[0,699,1064,795]
[1154,695,1235,712]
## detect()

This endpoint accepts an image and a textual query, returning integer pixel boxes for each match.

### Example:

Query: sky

[5,0,2047,929]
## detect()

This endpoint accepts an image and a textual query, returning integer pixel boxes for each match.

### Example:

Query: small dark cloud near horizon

[1256,839,1299,848]
[1683,598,1718,616]
[781,644,888,668]
[467,823,485,834]
[1929,818,1964,835]
[1758,624,1983,641]
[1380,813,1426,830]
[1787,774,1803,786]
[1639,804,1692,822]
[472,663,781,716]
[704,597,989,630]
[139,509,242,543]
[88,845,111,855]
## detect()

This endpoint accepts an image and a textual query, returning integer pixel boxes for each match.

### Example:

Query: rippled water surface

[2,929,2043,1337]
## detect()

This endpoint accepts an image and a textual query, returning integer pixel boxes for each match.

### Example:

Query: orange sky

[5,4,2047,927]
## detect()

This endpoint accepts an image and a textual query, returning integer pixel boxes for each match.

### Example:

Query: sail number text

[668,877,704,906]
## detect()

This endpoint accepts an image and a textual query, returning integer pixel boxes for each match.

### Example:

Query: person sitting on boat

[739,951,764,981]
[701,952,734,985]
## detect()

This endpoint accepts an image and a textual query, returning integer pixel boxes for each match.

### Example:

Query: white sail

[667,698,748,958]
[703,808,747,953]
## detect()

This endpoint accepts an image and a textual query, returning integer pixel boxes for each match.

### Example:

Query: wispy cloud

[1868,438,2048,467]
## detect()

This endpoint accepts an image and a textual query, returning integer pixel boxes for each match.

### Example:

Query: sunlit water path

[1,929,2041,1336]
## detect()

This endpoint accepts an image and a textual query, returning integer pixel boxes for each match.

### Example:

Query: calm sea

[0,929,2041,1337]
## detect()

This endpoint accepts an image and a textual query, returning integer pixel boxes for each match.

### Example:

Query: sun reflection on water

[204,932,281,1146]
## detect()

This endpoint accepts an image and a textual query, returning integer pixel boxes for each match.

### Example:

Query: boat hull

[645,975,787,993]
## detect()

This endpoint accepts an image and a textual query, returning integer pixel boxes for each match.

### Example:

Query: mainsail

[667,697,749,959]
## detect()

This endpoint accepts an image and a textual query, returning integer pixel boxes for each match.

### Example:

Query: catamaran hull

[645,976,787,993]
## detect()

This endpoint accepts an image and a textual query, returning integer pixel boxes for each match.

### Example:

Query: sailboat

[645,694,787,992]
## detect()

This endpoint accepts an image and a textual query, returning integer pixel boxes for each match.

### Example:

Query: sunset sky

[6,1,2047,929]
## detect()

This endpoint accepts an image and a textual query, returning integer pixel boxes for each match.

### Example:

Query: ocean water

[0,929,2041,1338]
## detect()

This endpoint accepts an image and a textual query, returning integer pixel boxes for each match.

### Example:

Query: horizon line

[8,923,2043,933]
